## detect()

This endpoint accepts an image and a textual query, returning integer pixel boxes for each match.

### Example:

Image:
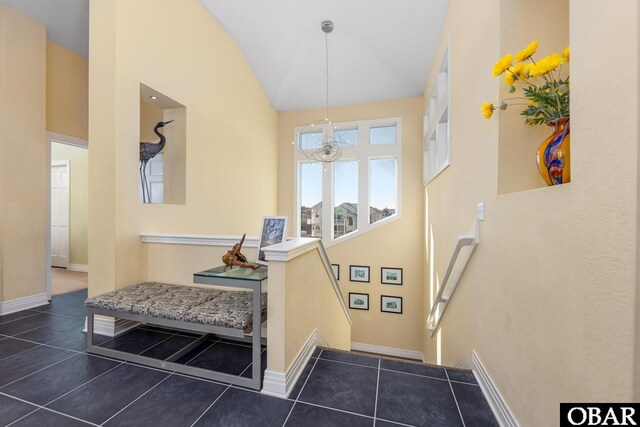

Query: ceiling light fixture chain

[294,20,348,165]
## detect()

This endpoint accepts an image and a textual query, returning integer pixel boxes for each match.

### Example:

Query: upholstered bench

[85,282,267,389]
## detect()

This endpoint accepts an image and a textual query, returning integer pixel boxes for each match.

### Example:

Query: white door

[140,154,164,203]
[51,161,70,268]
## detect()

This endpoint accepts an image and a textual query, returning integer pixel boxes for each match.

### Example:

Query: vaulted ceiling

[2,0,449,112]
[199,0,449,111]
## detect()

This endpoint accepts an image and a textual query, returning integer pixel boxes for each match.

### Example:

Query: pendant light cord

[325,32,330,121]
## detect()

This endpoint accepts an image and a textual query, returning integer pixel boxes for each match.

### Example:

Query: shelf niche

[139,83,186,205]
[423,36,451,186]
[497,0,569,195]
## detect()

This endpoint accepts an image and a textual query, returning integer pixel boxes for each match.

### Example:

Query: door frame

[46,131,88,300]
[51,160,70,269]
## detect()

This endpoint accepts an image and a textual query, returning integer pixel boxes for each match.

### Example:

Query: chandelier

[295,20,347,164]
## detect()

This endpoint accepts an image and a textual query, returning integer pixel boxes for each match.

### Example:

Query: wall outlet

[477,203,485,220]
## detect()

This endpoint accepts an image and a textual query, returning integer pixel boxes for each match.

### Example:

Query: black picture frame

[381,267,403,285]
[349,265,370,283]
[380,295,403,314]
[331,264,340,280]
[348,293,369,310]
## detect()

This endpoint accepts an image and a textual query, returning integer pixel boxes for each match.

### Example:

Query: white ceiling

[1,0,449,111]
[200,0,449,111]
[1,0,88,57]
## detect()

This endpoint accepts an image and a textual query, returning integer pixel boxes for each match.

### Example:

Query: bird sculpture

[139,120,174,203]
[222,234,262,270]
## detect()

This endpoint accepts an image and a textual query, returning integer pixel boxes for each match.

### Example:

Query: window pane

[333,160,358,239]
[370,125,396,145]
[300,131,323,150]
[369,158,397,224]
[300,162,322,237]
[334,128,358,147]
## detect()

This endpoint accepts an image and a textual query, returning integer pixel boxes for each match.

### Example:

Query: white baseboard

[68,263,88,273]
[351,342,424,361]
[455,352,474,370]
[83,315,140,337]
[472,350,519,427]
[0,293,49,315]
[262,329,326,399]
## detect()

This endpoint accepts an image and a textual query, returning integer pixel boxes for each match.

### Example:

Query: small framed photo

[381,267,403,285]
[381,295,403,314]
[331,264,340,280]
[349,265,370,283]
[349,293,369,310]
[256,216,288,265]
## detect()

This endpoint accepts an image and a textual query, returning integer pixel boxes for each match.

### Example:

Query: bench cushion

[85,282,266,331]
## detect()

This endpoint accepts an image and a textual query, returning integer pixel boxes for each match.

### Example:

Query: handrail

[426,219,479,336]
[317,241,353,325]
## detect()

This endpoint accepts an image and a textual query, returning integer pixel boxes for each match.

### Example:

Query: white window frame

[294,117,402,248]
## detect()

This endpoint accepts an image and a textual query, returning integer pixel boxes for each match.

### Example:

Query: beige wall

[46,40,88,140]
[267,248,351,374]
[278,97,425,353]
[423,0,640,424]
[89,0,278,296]
[51,142,88,265]
[139,100,163,143]
[0,5,47,301]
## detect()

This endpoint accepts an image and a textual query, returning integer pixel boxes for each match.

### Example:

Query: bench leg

[252,284,262,390]
[87,310,94,349]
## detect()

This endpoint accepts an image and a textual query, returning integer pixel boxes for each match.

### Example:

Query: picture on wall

[331,264,340,280]
[349,265,370,283]
[381,295,403,314]
[381,267,403,285]
[349,293,369,310]
[256,216,288,265]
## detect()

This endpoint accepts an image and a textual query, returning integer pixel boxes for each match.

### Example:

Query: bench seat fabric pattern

[85,282,266,331]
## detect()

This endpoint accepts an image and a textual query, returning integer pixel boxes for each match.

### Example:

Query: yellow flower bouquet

[482,41,570,125]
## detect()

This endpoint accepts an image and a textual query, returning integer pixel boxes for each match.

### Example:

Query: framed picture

[349,293,369,310]
[331,264,340,280]
[349,265,370,283]
[381,267,403,285]
[256,216,288,265]
[381,295,403,314]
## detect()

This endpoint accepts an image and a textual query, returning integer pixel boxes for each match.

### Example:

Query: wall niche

[139,83,186,204]
[497,0,569,195]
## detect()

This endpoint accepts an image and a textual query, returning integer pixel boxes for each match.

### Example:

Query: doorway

[48,133,89,297]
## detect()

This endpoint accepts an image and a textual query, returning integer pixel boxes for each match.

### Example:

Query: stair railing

[426,219,479,336]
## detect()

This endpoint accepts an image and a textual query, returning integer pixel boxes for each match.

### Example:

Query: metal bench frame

[86,280,264,390]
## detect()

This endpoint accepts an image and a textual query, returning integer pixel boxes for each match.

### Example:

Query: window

[295,117,401,246]
[299,162,323,237]
[369,158,397,224]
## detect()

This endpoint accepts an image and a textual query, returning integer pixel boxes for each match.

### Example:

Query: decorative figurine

[222,234,261,270]
[140,120,174,203]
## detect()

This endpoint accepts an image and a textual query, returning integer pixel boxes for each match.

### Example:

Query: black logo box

[560,404,640,426]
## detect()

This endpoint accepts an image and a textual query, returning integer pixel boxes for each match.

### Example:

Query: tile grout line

[294,349,323,401]
[1,391,98,427]
[316,356,378,370]
[100,373,173,425]
[42,361,125,408]
[0,334,85,357]
[0,343,46,364]
[379,366,449,382]
[445,369,466,427]
[189,385,231,427]
[0,312,45,326]
[373,358,381,424]
[0,350,79,390]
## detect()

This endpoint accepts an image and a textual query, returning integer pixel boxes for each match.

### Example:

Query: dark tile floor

[0,290,498,426]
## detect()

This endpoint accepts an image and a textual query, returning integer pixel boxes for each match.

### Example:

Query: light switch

[477,203,485,220]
